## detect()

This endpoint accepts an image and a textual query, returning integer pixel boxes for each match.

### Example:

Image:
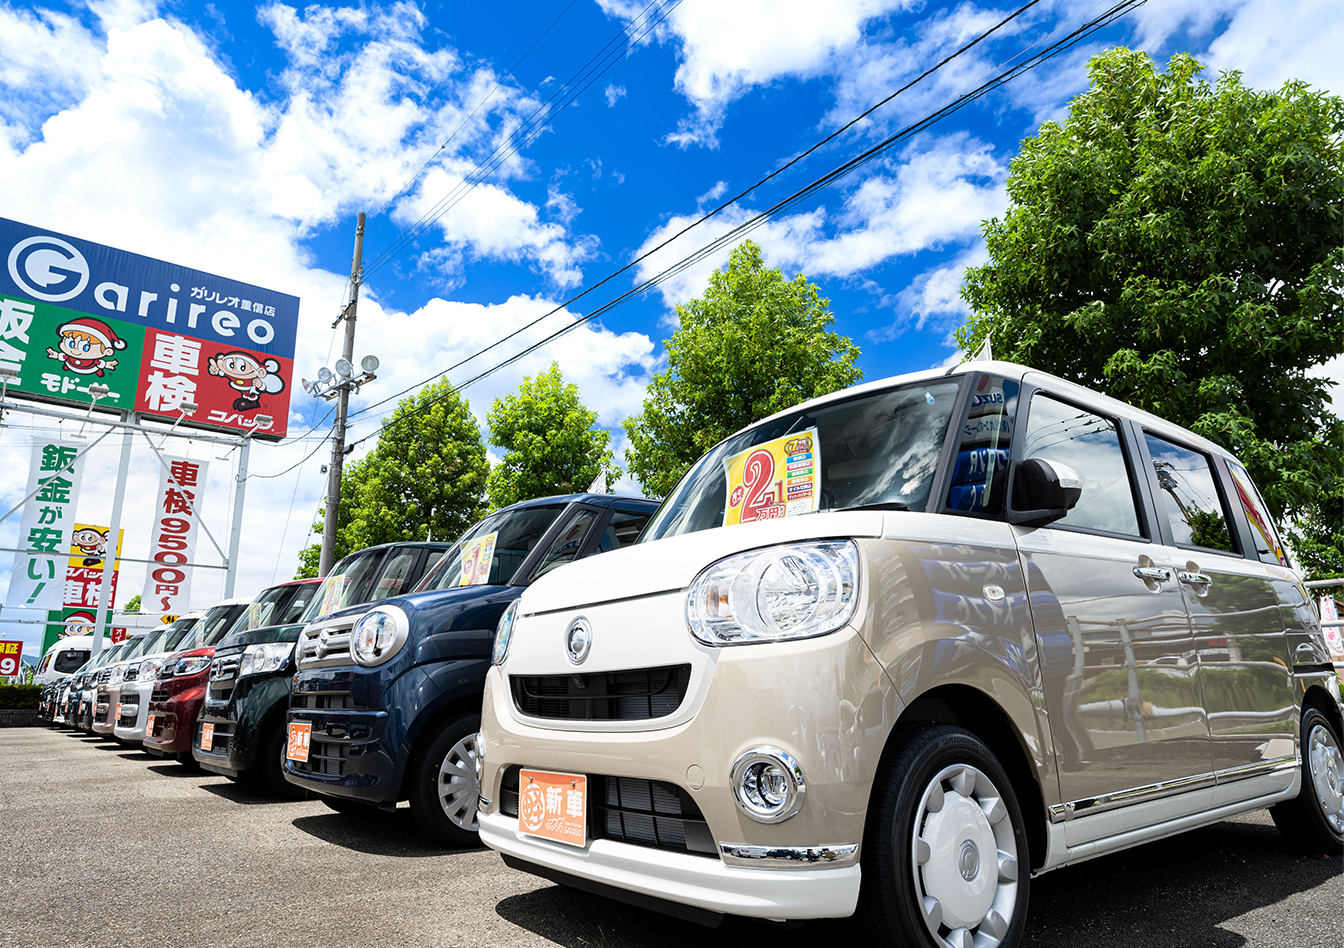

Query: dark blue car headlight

[352,605,410,667]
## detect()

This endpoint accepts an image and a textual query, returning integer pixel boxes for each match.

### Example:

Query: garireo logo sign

[0,217,300,440]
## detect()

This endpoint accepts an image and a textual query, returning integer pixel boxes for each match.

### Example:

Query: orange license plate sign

[145,714,156,735]
[286,721,312,762]
[200,722,214,751]
[518,769,587,847]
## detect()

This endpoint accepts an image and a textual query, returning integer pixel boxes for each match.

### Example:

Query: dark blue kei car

[282,493,658,845]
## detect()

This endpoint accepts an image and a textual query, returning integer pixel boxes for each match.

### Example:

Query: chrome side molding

[718,842,859,869]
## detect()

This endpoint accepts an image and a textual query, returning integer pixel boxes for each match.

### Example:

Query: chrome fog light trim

[719,842,859,870]
[730,746,806,824]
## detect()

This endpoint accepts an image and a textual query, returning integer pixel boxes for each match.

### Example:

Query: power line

[348,0,1049,426]
[362,0,679,279]
[351,0,1147,451]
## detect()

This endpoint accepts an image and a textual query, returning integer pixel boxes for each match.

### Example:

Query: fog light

[730,746,806,823]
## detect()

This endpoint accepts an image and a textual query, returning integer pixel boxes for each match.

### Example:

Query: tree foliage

[624,242,863,497]
[957,48,1344,575]
[485,362,619,510]
[122,595,141,614]
[297,379,489,576]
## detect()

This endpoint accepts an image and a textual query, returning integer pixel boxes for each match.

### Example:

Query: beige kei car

[477,360,1342,946]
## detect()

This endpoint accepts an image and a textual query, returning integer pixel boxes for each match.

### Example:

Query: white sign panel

[3,440,85,612]
[142,455,208,615]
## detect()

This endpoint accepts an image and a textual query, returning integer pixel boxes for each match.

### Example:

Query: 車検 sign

[0,217,299,439]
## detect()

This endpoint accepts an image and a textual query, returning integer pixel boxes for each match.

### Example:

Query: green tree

[122,594,141,614]
[485,363,619,510]
[624,241,863,497]
[957,48,1344,576]
[296,380,489,576]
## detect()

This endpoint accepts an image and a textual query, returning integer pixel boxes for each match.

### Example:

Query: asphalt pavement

[3,727,1340,947]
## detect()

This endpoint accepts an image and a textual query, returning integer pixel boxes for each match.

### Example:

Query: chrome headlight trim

[685,540,859,647]
[350,605,410,667]
[730,745,806,824]
[492,599,519,667]
[238,641,296,678]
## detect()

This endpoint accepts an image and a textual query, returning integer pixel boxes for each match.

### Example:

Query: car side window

[1021,393,1142,537]
[1143,433,1237,554]
[595,510,655,553]
[527,509,601,582]
[1225,460,1290,567]
[947,376,1019,516]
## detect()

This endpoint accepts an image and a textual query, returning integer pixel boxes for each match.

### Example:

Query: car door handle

[1133,566,1172,582]
[1177,570,1212,587]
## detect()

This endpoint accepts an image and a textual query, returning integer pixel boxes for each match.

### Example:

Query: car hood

[519,509,887,615]
[215,622,305,651]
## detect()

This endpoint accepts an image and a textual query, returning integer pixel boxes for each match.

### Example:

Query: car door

[1135,430,1296,798]
[1011,387,1212,830]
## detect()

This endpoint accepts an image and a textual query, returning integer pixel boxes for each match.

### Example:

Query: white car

[33,635,109,687]
[112,613,207,743]
[91,633,152,738]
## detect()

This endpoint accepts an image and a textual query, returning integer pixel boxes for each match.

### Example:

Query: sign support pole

[224,437,250,597]
[90,412,136,658]
[318,211,365,577]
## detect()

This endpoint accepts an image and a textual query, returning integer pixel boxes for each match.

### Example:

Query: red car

[144,579,320,760]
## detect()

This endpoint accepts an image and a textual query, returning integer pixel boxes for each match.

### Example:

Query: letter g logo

[8,235,90,302]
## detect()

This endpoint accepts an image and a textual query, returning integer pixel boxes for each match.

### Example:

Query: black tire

[322,796,376,816]
[407,713,481,848]
[256,723,309,800]
[1270,706,1344,855]
[858,723,1031,948]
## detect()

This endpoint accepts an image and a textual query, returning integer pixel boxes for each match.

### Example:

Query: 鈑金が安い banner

[3,440,86,614]
[142,455,209,615]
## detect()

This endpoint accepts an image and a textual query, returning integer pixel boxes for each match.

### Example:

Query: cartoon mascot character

[207,351,286,411]
[46,317,126,377]
[71,527,109,567]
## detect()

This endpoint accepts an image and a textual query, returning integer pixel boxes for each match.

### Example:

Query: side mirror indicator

[1008,458,1083,527]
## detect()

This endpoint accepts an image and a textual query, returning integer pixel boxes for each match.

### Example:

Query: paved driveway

[3,728,1340,947]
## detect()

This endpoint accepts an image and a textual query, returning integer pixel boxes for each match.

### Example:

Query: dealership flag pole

[224,435,250,598]
[90,412,135,658]
[318,212,365,578]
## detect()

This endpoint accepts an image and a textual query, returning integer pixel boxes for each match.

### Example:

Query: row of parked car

[32,360,1344,948]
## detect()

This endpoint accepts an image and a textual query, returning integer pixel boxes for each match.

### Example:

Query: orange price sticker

[286,721,312,762]
[518,769,587,848]
[200,722,214,751]
[145,714,156,736]
[114,703,122,721]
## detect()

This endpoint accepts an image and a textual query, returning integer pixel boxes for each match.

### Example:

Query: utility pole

[319,212,365,577]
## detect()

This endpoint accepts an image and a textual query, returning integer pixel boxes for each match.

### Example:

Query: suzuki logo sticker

[565,617,592,665]
[8,235,90,302]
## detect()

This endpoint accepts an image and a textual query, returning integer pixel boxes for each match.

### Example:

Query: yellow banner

[459,531,498,586]
[722,428,821,527]
[67,523,124,571]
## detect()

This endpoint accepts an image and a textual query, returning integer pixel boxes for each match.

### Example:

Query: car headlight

[239,642,295,678]
[109,666,124,683]
[139,659,163,680]
[351,606,409,667]
[492,600,519,666]
[685,540,859,646]
[174,655,211,676]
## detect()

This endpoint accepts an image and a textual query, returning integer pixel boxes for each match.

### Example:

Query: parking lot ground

[3,727,1341,948]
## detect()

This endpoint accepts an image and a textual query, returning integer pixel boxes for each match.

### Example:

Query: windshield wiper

[831,501,909,512]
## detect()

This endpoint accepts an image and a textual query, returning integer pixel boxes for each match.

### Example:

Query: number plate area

[518,769,587,847]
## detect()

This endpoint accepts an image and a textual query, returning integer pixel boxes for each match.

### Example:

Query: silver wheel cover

[436,732,480,832]
[910,764,1020,948]
[1307,721,1344,835]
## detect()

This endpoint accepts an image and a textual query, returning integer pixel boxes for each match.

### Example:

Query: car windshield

[53,649,91,673]
[195,605,244,647]
[643,379,962,542]
[300,550,388,623]
[167,617,203,650]
[418,506,566,591]
[120,636,150,661]
[226,582,319,636]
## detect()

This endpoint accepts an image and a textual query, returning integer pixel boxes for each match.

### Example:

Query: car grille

[212,655,240,681]
[150,686,170,703]
[499,767,715,857]
[509,665,691,721]
[290,693,355,710]
[124,666,139,682]
[288,739,348,777]
[97,669,111,684]
[198,720,234,753]
[295,621,355,667]
[117,705,138,727]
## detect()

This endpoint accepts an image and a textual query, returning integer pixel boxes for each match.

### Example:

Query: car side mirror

[1008,458,1083,527]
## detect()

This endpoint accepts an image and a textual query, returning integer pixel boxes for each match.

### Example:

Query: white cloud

[604,83,626,107]
[866,244,988,345]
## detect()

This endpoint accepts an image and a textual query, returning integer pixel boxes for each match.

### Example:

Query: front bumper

[143,674,207,755]
[479,810,860,921]
[92,684,117,735]
[193,670,291,777]
[113,681,152,742]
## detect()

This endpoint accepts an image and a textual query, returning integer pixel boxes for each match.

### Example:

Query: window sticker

[459,531,498,587]
[722,427,821,527]
[318,574,351,617]
[247,602,267,630]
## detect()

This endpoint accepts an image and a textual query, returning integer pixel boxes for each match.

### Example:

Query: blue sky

[2,0,1341,652]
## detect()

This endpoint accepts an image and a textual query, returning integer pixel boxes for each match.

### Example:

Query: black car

[283,493,658,845]
[193,543,449,795]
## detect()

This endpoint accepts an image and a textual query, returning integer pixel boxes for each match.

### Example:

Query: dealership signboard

[0,217,299,439]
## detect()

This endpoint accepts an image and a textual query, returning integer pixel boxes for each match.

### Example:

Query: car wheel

[859,723,1030,948]
[1270,706,1344,854]
[257,723,308,800]
[408,714,481,848]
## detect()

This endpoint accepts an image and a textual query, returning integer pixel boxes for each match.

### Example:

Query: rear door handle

[1178,571,1212,587]
[1133,566,1172,582]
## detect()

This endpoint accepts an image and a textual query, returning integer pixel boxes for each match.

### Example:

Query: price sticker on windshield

[459,531,498,587]
[318,574,351,617]
[518,769,587,847]
[722,428,821,527]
